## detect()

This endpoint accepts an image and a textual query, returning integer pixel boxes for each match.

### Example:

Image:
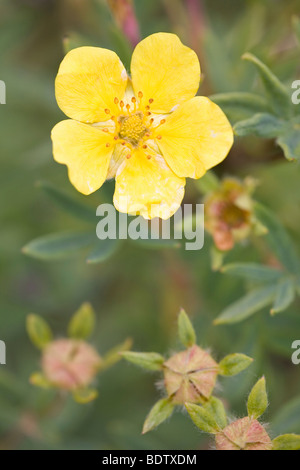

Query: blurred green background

[1,0,300,450]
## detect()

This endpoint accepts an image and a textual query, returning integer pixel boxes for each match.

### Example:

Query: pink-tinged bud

[163,345,218,405]
[108,0,140,48]
[215,417,272,450]
[42,339,101,391]
[205,178,256,251]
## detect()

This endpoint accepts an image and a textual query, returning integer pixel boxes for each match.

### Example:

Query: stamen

[160,119,166,125]
[106,143,111,148]
[149,99,154,104]
[102,128,109,133]
[114,97,119,105]
[126,104,131,112]
[114,136,118,141]
[150,118,154,125]
[105,109,111,115]
[138,91,143,99]
[145,105,150,111]
[120,101,125,109]
[147,155,152,160]
[143,145,148,149]
[156,135,162,140]
[131,97,136,103]
[126,154,132,159]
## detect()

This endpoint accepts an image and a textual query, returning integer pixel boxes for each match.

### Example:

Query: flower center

[119,112,148,147]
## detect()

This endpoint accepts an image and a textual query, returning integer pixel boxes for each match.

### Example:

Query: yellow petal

[51,120,114,195]
[157,97,234,179]
[131,33,200,113]
[106,144,128,180]
[55,47,128,123]
[114,150,186,219]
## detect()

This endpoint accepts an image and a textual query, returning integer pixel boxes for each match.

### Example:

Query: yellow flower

[51,33,233,219]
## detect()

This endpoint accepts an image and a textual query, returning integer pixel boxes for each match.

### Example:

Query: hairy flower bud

[215,417,272,450]
[42,339,101,391]
[205,177,256,251]
[163,345,218,405]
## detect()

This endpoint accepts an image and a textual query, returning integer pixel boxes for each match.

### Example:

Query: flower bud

[163,345,218,405]
[215,417,272,450]
[42,339,101,391]
[205,177,256,251]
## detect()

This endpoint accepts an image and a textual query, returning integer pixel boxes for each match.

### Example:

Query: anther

[150,118,154,125]
[120,101,124,108]
[105,109,111,115]
[114,98,119,105]
[147,155,152,160]
[156,135,162,140]
[149,99,154,104]
[145,105,150,111]
[160,119,166,125]
[143,145,148,149]
[126,154,132,159]
[131,97,136,103]
[146,112,151,116]
[138,91,143,99]
[102,128,109,133]
[126,104,131,112]
[114,136,118,140]
[106,143,111,148]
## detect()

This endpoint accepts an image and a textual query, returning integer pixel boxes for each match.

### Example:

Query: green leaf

[37,181,96,223]
[101,338,132,371]
[22,231,94,261]
[214,285,277,325]
[247,377,268,419]
[242,53,292,118]
[121,351,165,371]
[272,434,300,450]
[195,171,219,194]
[209,92,271,122]
[219,353,253,377]
[221,263,283,282]
[72,388,98,404]
[177,309,196,348]
[68,303,96,340]
[29,372,52,389]
[185,403,219,434]
[234,113,285,138]
[271,279,295,315]
[203,397,227,430]
[142,398,174,434]
[26,314,53,350]
[277,128,300,161]
[86,239,120,264]
[254,203,300,275]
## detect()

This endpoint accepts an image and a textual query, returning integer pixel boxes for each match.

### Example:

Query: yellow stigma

[119,112,148,147]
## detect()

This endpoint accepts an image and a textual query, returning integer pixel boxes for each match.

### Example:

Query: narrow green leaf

[68,303,96,340]
[272,434,300,450]
[271,279,295,315]
[185,403,219,434]
[72,388,98,404]
[214,285,277,325]
[221,263,283,282]
[234,113,285,138]
[142,398,174,434]
[26,314,53,350]
[219,354,253,377]
[177,309,196,348]
[22,231,94,261]
[209,92,271,122]
[121,351,165,371]
[242,53,292,118]
[203,397,227,430]
[101,338,132,371]
[254,203,300,275]
[37,181,96,223]
[86,239,120,264]
[277,128,300,161]
[247,377,268,419]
